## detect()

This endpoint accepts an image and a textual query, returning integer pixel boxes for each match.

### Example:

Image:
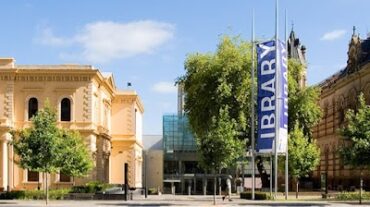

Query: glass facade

[163,114,196,158]
[163,114,205,194]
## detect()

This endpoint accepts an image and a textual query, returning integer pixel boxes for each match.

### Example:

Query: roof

[17,64,95,70]
[319,35,370,89]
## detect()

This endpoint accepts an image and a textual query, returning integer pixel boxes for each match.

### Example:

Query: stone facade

[0,58,144,191]
[312,31,370,190]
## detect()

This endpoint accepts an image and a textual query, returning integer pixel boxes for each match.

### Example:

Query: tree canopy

[288,60,322,138]
[286,59,321,195]
[288,124,320,179]
[181,36,250,171]
[181,35,322,188]
[339,93,370,168]
[11,102,93,176]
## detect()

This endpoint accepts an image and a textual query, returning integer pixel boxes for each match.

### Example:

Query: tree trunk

[213,174,216,205]
[45,173,49,205]
[218,169,221,196]
[360,171,363,205]
[256,156,269,187]
[296,179,299,199]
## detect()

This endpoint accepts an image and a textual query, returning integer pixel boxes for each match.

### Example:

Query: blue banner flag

[256,40,288,153]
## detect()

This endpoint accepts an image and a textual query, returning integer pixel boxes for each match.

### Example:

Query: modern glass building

[163,114,196,156]
[162,84,235,195]
[162,114,205,194]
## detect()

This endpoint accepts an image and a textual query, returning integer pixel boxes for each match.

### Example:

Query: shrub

[71,186,87,193]
[49,189,71,200]
[71,181,114,193]
[240,192,272,200]
[24,190,44,199]
[0,191,26,199]
[148,188,157,195]
[336,191,370,200]
[0,189,70,200]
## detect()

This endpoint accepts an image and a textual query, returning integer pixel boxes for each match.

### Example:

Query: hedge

[0,189,70,200]
[71,181,114,193]
[240,192,272,200]
[336,191,370,200]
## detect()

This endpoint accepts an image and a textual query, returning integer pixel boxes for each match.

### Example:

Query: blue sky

[1,0,369,135]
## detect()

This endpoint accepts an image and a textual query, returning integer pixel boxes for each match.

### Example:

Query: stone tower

[287,28,307,88]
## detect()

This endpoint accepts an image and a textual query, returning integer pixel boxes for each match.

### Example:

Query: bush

[148,188,157,195]
[336,191,370,200]
[0,189,70,200]
[24,190,44,199]
[0,191,26,199]
[49,189,71,200]
[240,192,272,200]
[71,181,114,193]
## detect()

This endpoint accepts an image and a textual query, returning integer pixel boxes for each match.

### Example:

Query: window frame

[60,97,72,122]
[28,97,38,120]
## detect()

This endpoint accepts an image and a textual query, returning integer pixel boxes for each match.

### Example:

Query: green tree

[180,36,322,192]
[58,129,93,177]
[339,93,370,204]
[288,60,322,139]
[11,102,93,204]
[197,107,244,171]
[286,60,321,198]
[181,36,249,203]
[288,124,320,198]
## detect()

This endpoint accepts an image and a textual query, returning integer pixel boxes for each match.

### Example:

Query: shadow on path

[98,203,187,206]
[237,203,330,206]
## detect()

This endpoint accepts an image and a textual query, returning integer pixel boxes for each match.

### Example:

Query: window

[59,172,71,182]
[28,98,38,120]
[27,170,39,182]
[61,98,71,121]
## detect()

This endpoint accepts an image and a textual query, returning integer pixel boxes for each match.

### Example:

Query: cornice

[113,93,144,113]
[321,64,370,99]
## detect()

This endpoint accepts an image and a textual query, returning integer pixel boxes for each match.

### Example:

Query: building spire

[353,26,356,36]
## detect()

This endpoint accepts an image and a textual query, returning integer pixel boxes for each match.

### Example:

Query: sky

[0,0,369,135]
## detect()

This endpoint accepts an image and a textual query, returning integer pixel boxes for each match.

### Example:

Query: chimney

[0,58,15,68]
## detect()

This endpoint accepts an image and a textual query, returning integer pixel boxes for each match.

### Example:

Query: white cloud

[320,30,347,41]
[35,27,71,46]
[36,20,175,63]
[152,81,177,94]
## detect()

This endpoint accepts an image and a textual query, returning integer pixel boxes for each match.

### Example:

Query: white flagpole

[274,0,280,200]
[284,9,289,201]
[251,9,255,201]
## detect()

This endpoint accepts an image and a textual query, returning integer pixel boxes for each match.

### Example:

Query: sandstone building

[312,29,370,190]
[0,58,144,191]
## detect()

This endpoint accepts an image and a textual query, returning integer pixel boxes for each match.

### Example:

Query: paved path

[0,195,369,206]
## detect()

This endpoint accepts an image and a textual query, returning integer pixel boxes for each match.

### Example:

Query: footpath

[0,194,369,206]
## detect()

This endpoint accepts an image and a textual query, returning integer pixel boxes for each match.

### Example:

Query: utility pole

[251,9,256,201]
[274,0,280,200]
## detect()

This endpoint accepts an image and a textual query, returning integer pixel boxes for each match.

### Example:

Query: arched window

[28,98,38,120]
[61,98,71,121]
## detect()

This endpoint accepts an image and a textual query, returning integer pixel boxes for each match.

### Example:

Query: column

[8,143,13,191]
[171,182,175,195]
[194,178,196,195]
[1,139,8,191]
[187,180,192,195]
